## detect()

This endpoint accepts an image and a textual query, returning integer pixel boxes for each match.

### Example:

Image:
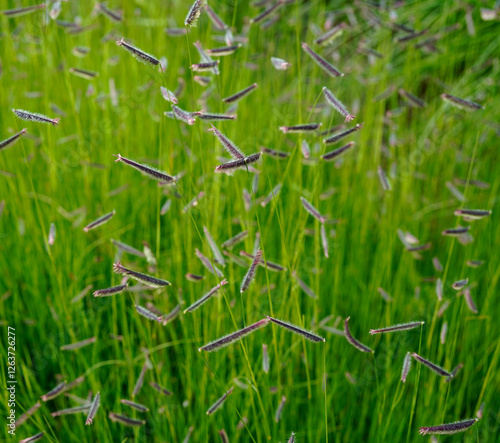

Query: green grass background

[0,0,499,441]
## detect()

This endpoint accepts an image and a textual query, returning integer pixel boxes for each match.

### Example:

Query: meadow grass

[0,1,499,442]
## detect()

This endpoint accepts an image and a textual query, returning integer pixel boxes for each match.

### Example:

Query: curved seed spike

[13,109,59,126]
[222,83,258,103]
[191,61,219,71]
[435,278,443,301]
[135,305,162,322]
[20,431,45,443]
[161,305,182,326]
[120,399,149,412]
[108,412,146,427]
[300,196,326,223]
[320,224,329,258]
[240,249,262,293]
[271,57,291,70]
[93,284,128,297]
[275,396,286,423]
[83,210,115,232]
[41,381,67,401]
[377,166,391,191]
[369,321,424,335]
[262,147,290,159]
[169,105,197,125]
[111,239,145,257]
[394,28,428,43]
[215,153,261,173]
[452,278,468,290]
[454,208,491,220]
[344,317,374,353]
[209,124,245,159]
[16,401,41,427]
[442,226,470,236]
[60,336,96,351]
[401,352,412,383]
[398,88,427,108]
[464,287,478,314]
[322,88,354,122]
[149,382,173,396]
[184,279,228,313]
[315,22,348,46]
[419,418,478,436]
[199,112,237,121]
[51,405,91,417]
[0,128,27,151]
[2,3,45,17]
[185,273,205,282]
[85,392,100,425]
[218,429,229,443]
[203,226,225,267]
[206,387,234,415]
[132,362,148,397]
[267,316,325,342]
[69,67,98,79]
[221,230,249,249]
[440,321,448,345]
[301,42,343,77]
[240,250,286,272]
[321,142,355,161]
[116,37,160,67]
[441,93,483,111]
[445,363,464,382]
[160,86,178,104]
[195,248,224,277]
[292,271,318,299]
[262,344,270,373]
[250,0,285,24]
[199,318,270,352]
[377,286,392,302]
[113,261,171,288]
[113,154,175,182]
[279,123,322,133]
[96,2,122,22]
[185,0,207,27]
[204,5,228,31]
[206,44,241,56]
[323,123,363,144]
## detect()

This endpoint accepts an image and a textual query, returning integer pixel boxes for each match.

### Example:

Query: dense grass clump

[0,1,499,442]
